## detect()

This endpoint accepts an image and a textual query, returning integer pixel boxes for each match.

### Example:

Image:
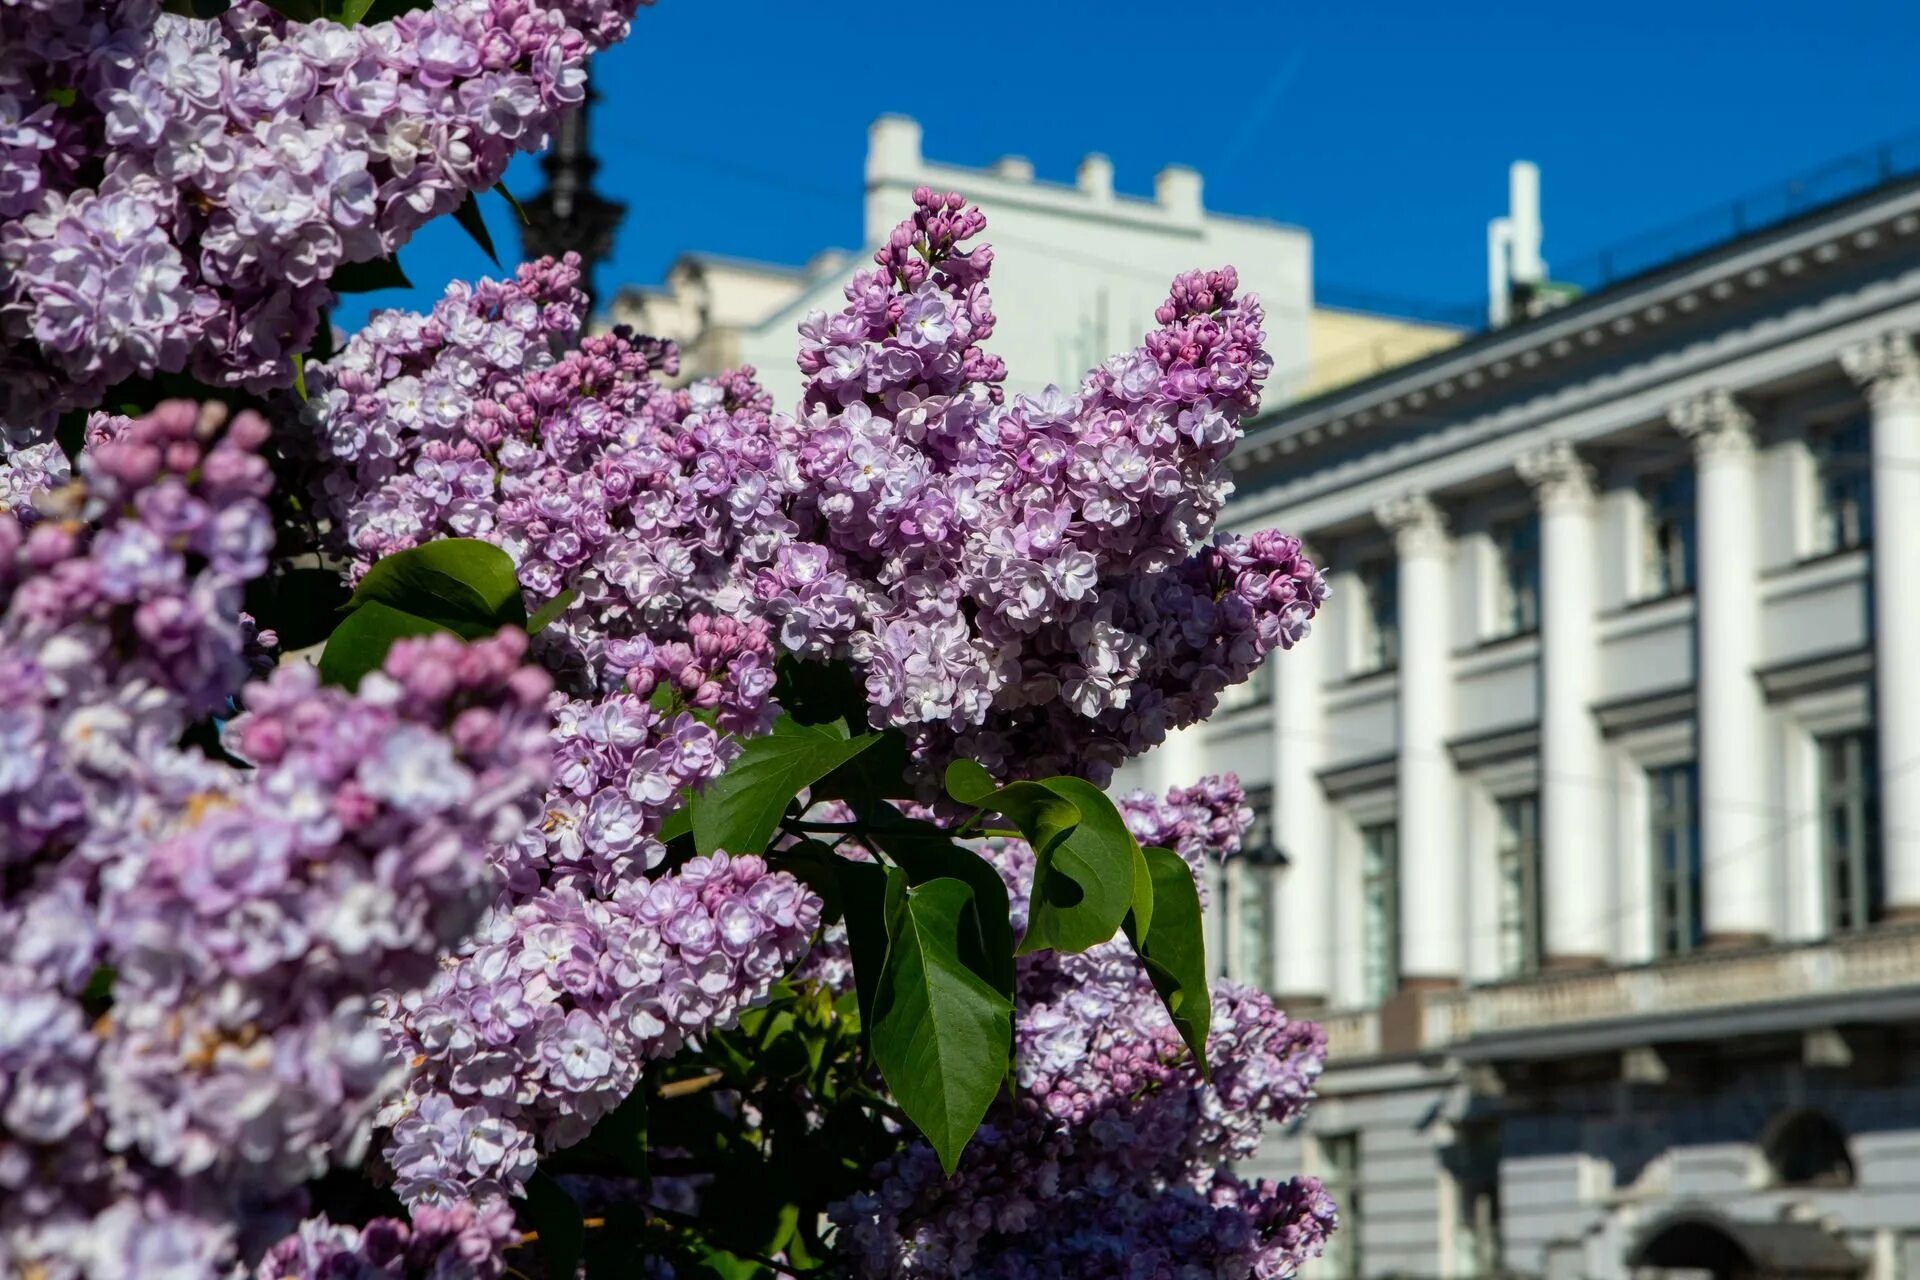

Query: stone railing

[1319,1006,1381,1062]
[1421,926,1920,1052]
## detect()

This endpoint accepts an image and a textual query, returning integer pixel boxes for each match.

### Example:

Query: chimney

[1487,160,1546,328]
[1077,153,1114,201]
[1154,164,1203,220]
[867,115,923,186]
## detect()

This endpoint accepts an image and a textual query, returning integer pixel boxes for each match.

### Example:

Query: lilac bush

[0,3,1343,1273]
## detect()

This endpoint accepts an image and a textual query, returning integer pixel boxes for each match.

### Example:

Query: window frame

[1360,821,1400,1002]
[1808,416,1872,558]
[1316,1131,1363,1280]
[1353,557,1400,675]
[1487,513,1541,639]
[1648,762,1702,957]
[1494,792,1544,977]
[1638,468,1697,600]
[1818,729,1882,933]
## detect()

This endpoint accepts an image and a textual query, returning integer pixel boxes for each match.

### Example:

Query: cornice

[1232,179,1920,473]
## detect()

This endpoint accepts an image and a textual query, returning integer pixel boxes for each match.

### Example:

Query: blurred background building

[1120,136,1920,1280]
[605,114,1464,403]
[607,106,1920,1280]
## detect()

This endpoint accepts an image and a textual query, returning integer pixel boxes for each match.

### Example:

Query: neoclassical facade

[1127,170,1920,1278]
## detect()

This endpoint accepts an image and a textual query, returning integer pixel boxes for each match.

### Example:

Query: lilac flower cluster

[311,196,1327,789]
[380,850,821,1203]
[0,0,646,439]
[775,189,1329,782]
[829,777,1335,1280]
[253,1200,518,1280]
[0,401,555,1277]
[300,253,823,1202]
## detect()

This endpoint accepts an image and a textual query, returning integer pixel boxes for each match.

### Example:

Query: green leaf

[834,857,891,1030]
[864,807,1014,1000]
[291,352,308,402]
[497,183,531,225]
[255,0,322,19]
[943,759,996,806]
[689,720,881,857]
[808,727,909,813]
[870,873,1014,1176]
[46,86,77,108]
[346,538,526,637]
[982,782,1079,857]
[317,599,453,689]
[329,255,412,294]
[1123,845,1212,1071]
[527,587,577,635]
[520,1172,585,1280]
[452,190,502,267]
[1015,777,1141,957]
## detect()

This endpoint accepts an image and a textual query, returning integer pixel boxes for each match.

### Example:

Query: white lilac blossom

[0,0,646,440]
[828,777,1336,1280]
[0,402,555,1278]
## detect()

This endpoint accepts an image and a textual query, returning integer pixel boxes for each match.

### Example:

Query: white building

[609,115,1461,403]
[1141,159,1920,1280]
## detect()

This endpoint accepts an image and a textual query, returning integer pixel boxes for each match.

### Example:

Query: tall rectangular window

[1361,822,1400,1002]
[1450,1122,1503,1280]
[1317,1132,1363,1280]
[1640,469,1696,598]
[1489,515,1541,637]
[1810,417,1871,555]
[1356,559,1399,674]
[1233,793,1280,990]
[1495,793,1543,977]
[1650,763,1702,956]
[1820,731,1882,933]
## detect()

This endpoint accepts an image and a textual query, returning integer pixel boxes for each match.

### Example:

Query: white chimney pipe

[1509,160,1544,285]
[1487,216,1513,329]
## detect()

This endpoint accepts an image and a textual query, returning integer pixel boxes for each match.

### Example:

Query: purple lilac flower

[0,403,554,1279]
[0,0,650,440]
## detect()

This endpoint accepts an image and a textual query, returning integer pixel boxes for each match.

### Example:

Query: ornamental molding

[1515,440,1596,512]
[1373,491,1449,556]
[1667,387,1756,458]
[1839,329,1920,406]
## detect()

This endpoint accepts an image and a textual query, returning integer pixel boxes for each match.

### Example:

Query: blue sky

[337,0,1920,335]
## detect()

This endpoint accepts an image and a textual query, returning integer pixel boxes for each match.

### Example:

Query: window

[1495,794,1543,977]
[1355,559,1399,673]
[1317,1133,1363,1280]
[1810,417,1871,555]
[1640,469,1696,598]
[1450,1123,1503,1280]
[1819,731,1882,933]
[1489,515,1540,637]
[1233,793,1280,990]
[1649,764,1702,956]
[1361,822,1400,1002]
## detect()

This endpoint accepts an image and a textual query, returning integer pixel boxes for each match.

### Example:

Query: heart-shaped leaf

[1123,845,1212,1071]
[316,599,453,689]
[689,719,881,856]
[869,873,1014,1176]
[347,538,526,636]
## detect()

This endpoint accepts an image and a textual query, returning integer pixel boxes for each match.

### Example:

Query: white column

[1375,493,1462,985]
[1517,441,1609,966]
[1274,548,1331,1006]
[1841,331,1920,919]
[1668,389,1772,946]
